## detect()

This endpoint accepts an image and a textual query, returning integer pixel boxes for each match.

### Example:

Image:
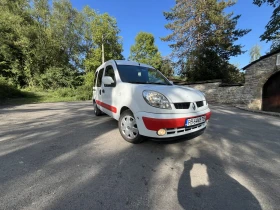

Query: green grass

[0,88,92,106]
[0,91,77,106]
[0,77,92,106]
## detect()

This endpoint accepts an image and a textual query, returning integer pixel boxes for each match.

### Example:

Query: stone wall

[177,51,280,109]
[185,82,244,104]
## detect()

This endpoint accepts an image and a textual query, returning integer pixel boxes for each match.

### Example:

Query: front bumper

[134,108,211,138]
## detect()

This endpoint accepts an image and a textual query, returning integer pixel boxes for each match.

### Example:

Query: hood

[138,85,205,103]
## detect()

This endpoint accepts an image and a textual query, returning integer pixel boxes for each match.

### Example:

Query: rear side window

[104,65,116,87]
[97,68,104,87]
[93,71,98,87]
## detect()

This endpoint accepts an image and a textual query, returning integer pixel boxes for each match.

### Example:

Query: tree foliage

[250,44,261,62]
[271,38,280,52]
[83,7,124,72]
[160,57,174,77]
[253,0,280,51]
[253,0,277,7]
[162,0,250,83]
[0,0,123,89]
[129,32,162,69]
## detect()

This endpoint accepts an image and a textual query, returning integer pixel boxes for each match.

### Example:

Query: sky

[71,0,274,69]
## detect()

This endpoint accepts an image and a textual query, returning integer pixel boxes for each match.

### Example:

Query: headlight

[143,90,171,109]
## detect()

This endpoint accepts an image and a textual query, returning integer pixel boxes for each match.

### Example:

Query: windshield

[117,65,172,85]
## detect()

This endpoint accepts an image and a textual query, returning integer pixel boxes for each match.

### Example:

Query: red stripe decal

[96,100,117,113]
[143,112,211,131]
[205,111,212,120]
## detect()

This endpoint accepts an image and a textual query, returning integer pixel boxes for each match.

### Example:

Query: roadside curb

[235,106,280,118]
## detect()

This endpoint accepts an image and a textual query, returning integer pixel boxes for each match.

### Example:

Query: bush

[53,87,76,98]
[74,85,92,101]
[52,85,92,101]
[0,76,25,100]
[35,67,82,90]
[73,72,94,100]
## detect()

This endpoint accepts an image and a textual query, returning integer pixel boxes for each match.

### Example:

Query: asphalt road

[0,102,279,210]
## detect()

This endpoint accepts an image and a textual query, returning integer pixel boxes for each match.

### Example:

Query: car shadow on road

[178,156,262,210]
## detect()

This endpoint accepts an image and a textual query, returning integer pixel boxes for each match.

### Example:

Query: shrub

[53,87,76,98]
[35,67,82,90]
[73,72,94,100]
[74,85,92,101]
[0,76,25,100]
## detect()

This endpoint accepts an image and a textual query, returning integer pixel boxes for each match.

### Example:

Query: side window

[93,71,98,87]
[104,65,116,87]
[97,68,104,87]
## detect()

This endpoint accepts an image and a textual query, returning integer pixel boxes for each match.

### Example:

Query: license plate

[185,116,206,127]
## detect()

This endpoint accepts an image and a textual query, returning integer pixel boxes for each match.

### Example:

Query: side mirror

[102,76,115,85]
[169,81,174,85]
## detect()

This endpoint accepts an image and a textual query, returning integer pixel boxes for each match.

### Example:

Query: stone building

[178,49,280,113]
[243,49,280,112]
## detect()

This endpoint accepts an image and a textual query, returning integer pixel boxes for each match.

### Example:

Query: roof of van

[114,60,154,68]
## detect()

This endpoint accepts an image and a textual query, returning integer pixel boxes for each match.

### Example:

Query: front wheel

[118,110,143,144]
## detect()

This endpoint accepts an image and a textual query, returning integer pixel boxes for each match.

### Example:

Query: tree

[0,0,85,88]
[253,0,277,7]
[50,0,85,69]
[253,0,280,51]
[0,0,33,86]
[129,32,162,69]
[250,44,261,62]
[83,7,124,72]
[29,0,85,88]
[0,0,123,90]
[162,0,250,82]
[160,57,174,77]
[270,36,280,52]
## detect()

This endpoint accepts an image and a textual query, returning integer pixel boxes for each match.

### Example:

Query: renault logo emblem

[192,103,196,110]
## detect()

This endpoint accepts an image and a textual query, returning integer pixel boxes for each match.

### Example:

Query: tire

[93,101,103,116]
[118,110,143,144]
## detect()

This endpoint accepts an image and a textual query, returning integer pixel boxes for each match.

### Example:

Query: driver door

[101,64,117,116]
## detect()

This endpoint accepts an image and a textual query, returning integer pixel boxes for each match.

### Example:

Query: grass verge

[0,88,92,106]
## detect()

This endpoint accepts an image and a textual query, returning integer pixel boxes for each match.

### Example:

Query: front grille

[174,102,190,109]
[166,123,206,135]
[196,101,204,108]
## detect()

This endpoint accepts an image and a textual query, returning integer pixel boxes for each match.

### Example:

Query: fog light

[157,129,166,136]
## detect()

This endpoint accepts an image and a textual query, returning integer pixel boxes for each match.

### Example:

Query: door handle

[102,89,105,93]
[99,90,101,95]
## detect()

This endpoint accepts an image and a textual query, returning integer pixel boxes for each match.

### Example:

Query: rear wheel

[93,101,102,116]
[118,110,143,144]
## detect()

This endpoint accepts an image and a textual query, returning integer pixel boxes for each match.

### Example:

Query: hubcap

[121,115,138,139]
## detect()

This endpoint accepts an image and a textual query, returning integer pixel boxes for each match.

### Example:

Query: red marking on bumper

[96,100,117,113]
[206,111,211,120]
[142,112,211,131]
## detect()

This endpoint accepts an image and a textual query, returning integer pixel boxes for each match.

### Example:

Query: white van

[92,60,211,143]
